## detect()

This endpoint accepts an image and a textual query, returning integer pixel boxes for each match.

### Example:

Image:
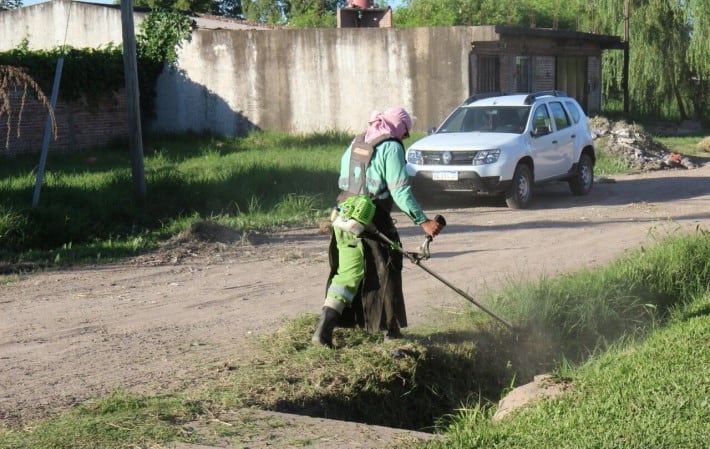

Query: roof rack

[463,92,507,105]
[524,90,567,104]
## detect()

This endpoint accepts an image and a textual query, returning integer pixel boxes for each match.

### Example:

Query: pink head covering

[364,107,413,142]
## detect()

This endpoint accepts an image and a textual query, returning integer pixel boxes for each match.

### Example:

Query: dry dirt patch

[1,159,709,447]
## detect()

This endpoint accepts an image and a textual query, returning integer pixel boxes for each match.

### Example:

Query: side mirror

[428,127,437,135]
[531,126,550,137]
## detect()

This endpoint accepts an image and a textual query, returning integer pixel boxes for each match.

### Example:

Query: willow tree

[581,0,708,121]
[395,0,589,30]
[686,0,709,121]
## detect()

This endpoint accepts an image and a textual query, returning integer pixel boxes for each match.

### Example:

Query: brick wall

[499,55,513,92]
[533,56,556,91]
[337,7,392,28]
[494,55,556,94]
[1,88,128,156]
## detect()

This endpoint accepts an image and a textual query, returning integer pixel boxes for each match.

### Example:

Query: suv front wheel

[505,164,533,209]
[568,153,594,196]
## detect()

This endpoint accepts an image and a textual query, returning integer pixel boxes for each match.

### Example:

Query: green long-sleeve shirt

[338,138,428,225]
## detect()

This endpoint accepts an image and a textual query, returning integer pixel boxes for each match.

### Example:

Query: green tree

[686,0,710,120]
[0,0,22,10]
[395,0,478,27]
[137,9,195,66]
[133,0,242,17]
[581,0,709,121]
[242,0,284,23]
[393,0,581,29]
[216,0,244,17]
[239,1,346,26]
[287,0,345,27]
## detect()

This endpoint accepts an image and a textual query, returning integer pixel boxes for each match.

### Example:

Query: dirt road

[1,162,709,444]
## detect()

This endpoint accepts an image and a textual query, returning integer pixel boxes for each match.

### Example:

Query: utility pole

[623,0,630,115]
[121,0,147,205]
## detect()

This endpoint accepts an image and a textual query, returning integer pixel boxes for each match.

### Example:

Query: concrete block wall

[152,26,492,137]
[533,56,556,92]
[0,0,145,51]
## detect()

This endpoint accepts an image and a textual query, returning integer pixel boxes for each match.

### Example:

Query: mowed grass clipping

[1,229,707,449]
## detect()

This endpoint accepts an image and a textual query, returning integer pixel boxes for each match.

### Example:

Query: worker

[312,107,443,347]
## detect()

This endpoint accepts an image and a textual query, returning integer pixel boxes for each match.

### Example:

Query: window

[548,102,571,130]
[531,105,551,131]
[515,56,533,93]
[477,55,500,92]
[564,100,582,124]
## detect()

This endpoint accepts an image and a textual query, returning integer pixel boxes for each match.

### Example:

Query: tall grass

[655,133,710,155]
[489,227,710,364]
[424,292,710,449]
[593,147,632,176]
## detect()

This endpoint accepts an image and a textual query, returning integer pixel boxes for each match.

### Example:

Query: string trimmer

[366,215,515,331]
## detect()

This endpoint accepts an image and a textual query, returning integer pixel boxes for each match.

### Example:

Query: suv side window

[531,105,551,132]
[564,100,582,123]
[549,102,571,130]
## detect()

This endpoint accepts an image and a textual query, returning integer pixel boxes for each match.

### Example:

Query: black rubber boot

[383,326,402,341]
[311,306,340,347]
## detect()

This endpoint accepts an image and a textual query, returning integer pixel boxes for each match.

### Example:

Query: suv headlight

[473,149,500,165]
[407,150,424,164]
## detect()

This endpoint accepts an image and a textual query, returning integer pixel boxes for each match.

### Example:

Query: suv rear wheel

[505,164,533,209]
[568,153,594,196]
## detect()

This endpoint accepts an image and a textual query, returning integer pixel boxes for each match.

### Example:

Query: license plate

[432,171,459,181]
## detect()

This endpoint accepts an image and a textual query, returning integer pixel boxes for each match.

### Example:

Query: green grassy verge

[423,293,710,449]
[1,228,707,448]
[0,131,350,267]
[655,132,710,155]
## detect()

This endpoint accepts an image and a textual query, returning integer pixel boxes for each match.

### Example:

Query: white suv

[406,91,596,209]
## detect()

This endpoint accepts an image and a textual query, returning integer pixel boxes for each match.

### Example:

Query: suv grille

[420,151,476,165]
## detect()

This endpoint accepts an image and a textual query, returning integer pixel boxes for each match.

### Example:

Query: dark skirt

[326,206,407,333]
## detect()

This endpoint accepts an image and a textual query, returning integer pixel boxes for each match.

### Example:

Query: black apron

[326,198,407,333]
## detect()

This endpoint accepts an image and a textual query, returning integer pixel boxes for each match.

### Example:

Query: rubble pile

[589,116,699,171]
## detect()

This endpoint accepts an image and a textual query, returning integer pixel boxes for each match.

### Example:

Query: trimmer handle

[426,214,447,242]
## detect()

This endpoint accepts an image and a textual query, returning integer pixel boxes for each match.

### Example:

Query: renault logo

[442,151,453,165]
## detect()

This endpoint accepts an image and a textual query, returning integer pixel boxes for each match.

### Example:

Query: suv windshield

[438,106,530,134]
